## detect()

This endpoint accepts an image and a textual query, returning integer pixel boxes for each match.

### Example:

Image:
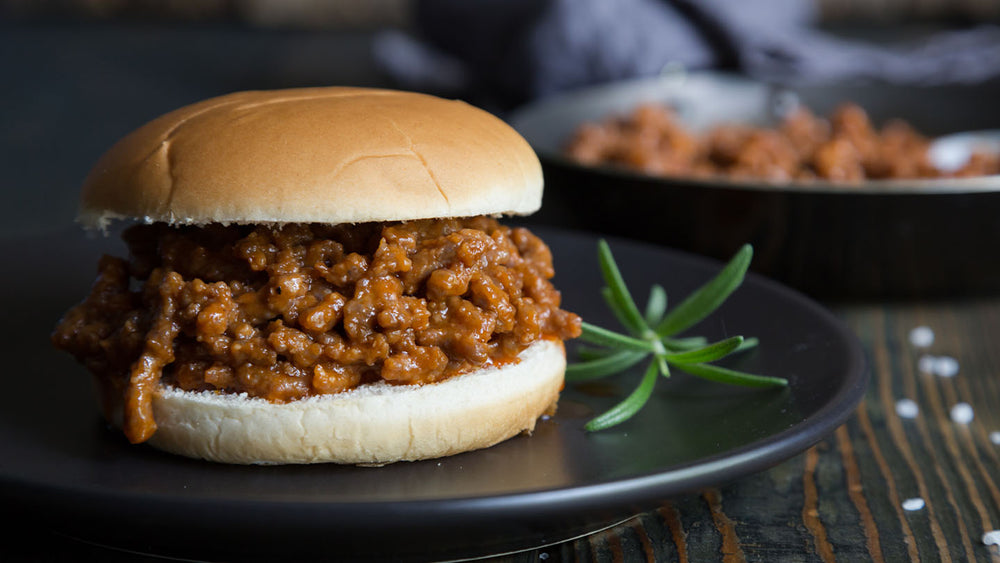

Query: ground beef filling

[53,217,582,444]
[565,102,1000,182]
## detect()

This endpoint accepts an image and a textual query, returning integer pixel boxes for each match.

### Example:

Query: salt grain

[983,530,1000,547]
[950,403,974,424]
[918,355,937,374]
[909,326,935,348]
[895,399,920,419]
[917,354,960,377]
[933,356,960,377]
[902,497,925,511]
[990,431,1000,445]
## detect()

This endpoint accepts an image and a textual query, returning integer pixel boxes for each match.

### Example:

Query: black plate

[0,227,866,561]
[507,73,1000,300]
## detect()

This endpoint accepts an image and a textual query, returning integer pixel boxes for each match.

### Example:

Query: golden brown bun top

[79,87,543,228]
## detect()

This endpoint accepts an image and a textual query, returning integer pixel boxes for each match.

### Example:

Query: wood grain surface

[494,299,1000,562]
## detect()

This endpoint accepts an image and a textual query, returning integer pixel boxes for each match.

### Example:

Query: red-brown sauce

[53,217,581,443]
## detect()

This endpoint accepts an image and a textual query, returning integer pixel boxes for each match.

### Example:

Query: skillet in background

[508,72,1000,300]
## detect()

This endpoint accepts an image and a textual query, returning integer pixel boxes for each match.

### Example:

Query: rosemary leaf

[644,284,667,326]
[663,336,744,364]
[655,244,753,337]
[601,287,638,334]
[576,346,618,361]
[661,336,708,351]
[678,362,788,388]
[584,360,660,431]
[580,322,654,352]
[568,241,779,432]
[597,240,648,335]
[566,350,646,381]
[734,337,760,354]
[656,354,671,378]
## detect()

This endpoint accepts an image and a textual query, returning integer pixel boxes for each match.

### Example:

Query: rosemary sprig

[566,241,788,431]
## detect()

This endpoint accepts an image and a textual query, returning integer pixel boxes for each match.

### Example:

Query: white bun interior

[144,339,565,465]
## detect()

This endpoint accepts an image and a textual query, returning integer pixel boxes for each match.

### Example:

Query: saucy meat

[53,217,582,444]
[565,102,1000,182]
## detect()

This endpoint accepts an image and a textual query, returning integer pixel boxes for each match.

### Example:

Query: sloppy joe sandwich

[52,87,581,465]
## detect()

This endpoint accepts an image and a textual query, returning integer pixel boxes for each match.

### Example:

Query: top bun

[79,87,543,228]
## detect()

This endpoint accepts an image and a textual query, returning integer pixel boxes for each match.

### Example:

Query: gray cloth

[373,0,1000,109]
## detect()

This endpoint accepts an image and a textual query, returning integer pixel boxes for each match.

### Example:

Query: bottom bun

[142,339,566,465]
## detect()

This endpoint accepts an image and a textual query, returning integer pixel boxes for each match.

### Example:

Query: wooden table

[501,299,1000,563]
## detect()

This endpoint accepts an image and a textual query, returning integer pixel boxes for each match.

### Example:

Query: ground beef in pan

[565,102,1000,182]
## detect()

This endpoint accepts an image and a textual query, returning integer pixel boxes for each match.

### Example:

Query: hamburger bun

[79,87,543,228]
[63,87,572,465]
[141,339,564,465]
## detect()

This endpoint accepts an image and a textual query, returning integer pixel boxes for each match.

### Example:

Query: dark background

[3,0,1000,238]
